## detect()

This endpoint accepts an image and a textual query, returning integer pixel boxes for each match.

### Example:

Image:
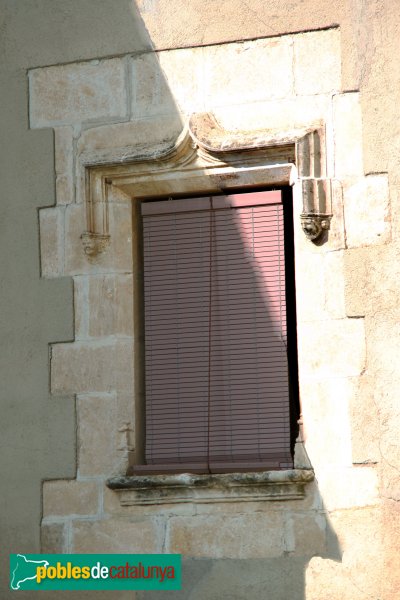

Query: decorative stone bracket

[80,112,333,257]
[300,178,332,241]
[107,469,315,506]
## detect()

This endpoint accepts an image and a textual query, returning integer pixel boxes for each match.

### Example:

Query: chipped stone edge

[188,112,311,152]
[106,469,315,506]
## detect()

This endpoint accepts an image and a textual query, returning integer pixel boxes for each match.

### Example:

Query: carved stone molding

[80,112,333,254]
[300,176,333,240]
[189,111,310,153]
[80,168,111,258]
[107,469,315,506]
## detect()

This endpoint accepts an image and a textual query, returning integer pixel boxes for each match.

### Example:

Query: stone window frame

[76,112,330,505]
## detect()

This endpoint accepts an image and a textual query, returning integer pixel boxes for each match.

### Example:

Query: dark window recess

[134,189,299,475]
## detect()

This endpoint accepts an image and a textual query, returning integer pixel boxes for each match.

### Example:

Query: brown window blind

[136,190,293,474]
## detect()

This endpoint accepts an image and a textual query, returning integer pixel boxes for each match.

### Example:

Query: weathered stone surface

[333,92,364,178]
[365,308,400,380]
[345,243,400,316]
[87,274,134,338]
[29,59,128,127]
[314,466,379,511]
[54,126,74,205]
[43,480,99,517]
[294,252,326,322]
[166,513,285,558]
[77,116,183,162]
[72,518,163,553]
[284,512,327,556]
[294,29,341,95]
[64,203,133,275]
[41,522,66,553]
[343,247,369,317]
[77,394,118,476]
[73,276,88,339]
[131,49,203,118]
[51,339,134,395]
[103,485,197,518]
[203,37,293,108]
[108,470,314,506]
[306,507,383,600]
[344,175,391,248]
[324,250,346,318]
[213,94,331,133]
[359,373,400,501]
[348,375,381,464]
[300,378,354,469]
[297,318,366,378]
[382,500,400,599]
[39,207,64,278]
[132,52,178,118]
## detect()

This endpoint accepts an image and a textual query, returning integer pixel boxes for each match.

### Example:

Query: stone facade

[1,2,399,599]
[27,23,399,599]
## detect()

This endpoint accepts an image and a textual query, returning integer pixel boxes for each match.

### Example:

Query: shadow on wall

[133,186,342,600]
[3,0,343,597]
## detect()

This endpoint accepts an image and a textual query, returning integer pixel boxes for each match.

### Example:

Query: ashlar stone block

[344,174,391,248]
[77,116,183,163]
[41,522,66,553]
[314,466,379,511]
[213,94,331,133]
[43,480,99,517]
[72,519,163,553]
[29,58,128,127]
[333,92,363,178]
[39,207,64,278]
[77,394,118,477]
[349,375,381,464]
[284,512,327,557]
[54,126,74,205]
[87,274,134,338]
[294,29,341,95]
[307,507,383,599]
[323,250,346,319]
[51,339,134,396]
[166,513,285,558]
[297,318,366,378]
[204,37,293,108]
[300,377,354,468]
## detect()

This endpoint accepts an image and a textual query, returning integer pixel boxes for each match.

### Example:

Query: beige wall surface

[0,2,152,599]
[1,1,400,599]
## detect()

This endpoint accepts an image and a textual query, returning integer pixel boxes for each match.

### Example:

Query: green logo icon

[10,554,181,591]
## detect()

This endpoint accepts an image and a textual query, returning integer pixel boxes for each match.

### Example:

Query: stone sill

[106,469,314,506]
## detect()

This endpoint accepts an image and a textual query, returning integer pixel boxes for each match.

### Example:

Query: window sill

[106,469,314,506]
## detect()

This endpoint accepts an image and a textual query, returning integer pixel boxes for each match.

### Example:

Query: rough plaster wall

[0,2,150,599]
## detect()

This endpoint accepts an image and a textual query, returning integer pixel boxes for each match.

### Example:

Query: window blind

[137,190,293,474]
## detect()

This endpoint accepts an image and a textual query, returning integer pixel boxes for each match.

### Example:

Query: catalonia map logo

[10,554,181,591]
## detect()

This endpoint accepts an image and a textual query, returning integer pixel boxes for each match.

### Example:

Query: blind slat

[140,191,292,473]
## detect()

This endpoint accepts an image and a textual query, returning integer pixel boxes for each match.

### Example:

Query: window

[134,189,299,475]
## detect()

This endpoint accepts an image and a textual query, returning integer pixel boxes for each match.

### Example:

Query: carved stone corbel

[296,131,333,242]
[300,213,332,240]
[81,231,110,256]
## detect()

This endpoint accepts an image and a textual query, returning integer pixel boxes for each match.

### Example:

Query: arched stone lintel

[81,112,332,256]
